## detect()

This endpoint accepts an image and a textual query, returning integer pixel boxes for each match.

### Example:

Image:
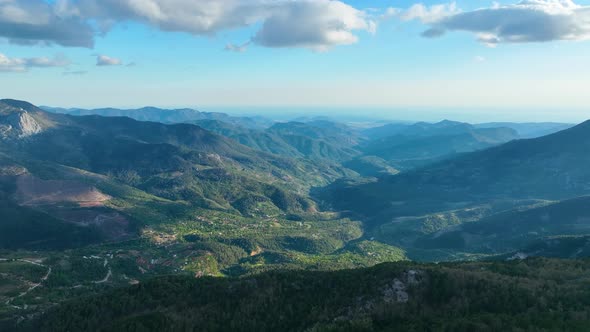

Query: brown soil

[46,208,131,240]
[16,175,111,207]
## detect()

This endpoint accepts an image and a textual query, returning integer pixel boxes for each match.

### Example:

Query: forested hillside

[21,258,590,332]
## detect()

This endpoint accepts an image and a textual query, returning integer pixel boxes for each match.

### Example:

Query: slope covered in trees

[20,258,590,332]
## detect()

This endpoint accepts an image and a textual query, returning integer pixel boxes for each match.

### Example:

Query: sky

[1,0,590,122]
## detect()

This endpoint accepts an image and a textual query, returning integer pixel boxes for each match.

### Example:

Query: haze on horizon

[1,0,590,122]
[4,3,590,329]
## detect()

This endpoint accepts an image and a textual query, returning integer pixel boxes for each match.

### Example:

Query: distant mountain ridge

[360,120,519,170]
[323,118,590,223]
[363,119,513,139]
[195,119,364,162]
[40,106,572,174]
[475,122,574,138]
[364,120,572,140]
[41,105,273,129]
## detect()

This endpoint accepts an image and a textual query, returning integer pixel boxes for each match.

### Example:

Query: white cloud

[3,0,590,50]
[26,55,71,68]
[414,0,590,45]
[96,55,122,66]
[73,0,270,36]
[399,2,460,24]
[381,7,400,20]
[0,0,94,47]
[251,0,376,51]
[0,53,28,72]
[0,53,71,72]
[0,0,374,51]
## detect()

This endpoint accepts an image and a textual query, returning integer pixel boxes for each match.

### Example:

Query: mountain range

[2,98,589,331]
[361,120,520,169]
[323,119,590,220]
[41,106,273,129]
[0,99,358,251]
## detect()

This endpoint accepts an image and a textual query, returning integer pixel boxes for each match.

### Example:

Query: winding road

[3,259,52,309]
[94,268,112,284]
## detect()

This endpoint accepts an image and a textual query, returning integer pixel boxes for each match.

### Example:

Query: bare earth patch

[47,208,131,240]
[16,175,111,207]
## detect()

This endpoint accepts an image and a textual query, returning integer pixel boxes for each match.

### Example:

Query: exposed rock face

[382,270,424,304]
[0,102,44,139]
[383,279,409,303]
[3,112,43,138]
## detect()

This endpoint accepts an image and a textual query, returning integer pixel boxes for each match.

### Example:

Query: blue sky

[1,0,590,122]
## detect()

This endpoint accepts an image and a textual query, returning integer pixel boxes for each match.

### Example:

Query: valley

[0,99,588,331]
[4,1,590,329]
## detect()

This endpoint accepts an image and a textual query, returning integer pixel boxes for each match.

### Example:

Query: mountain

[0,101,412,328]
[503,235,590,260]
[0,100,408,295]
[5,99,350,187]
[475,122,574,139]
[21,258,590,332]
[0,99,359,251]
[342,155,399,177]
[4,99,590,331]
[41,106,273,129]
[360,120,519,170]
[193,120,305,157]
[195,119,363,162]
[417,196,590,254]
[0,99,54,139]
[322,119,590,224]
[0,198,104,250]
[0,148,162,249]
[371,199,551,259]
[266,121,362,161]
[365,120,572,140]
[363,120,516,140]
[362,122,415,140]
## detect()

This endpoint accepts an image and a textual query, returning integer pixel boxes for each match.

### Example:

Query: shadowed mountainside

[322,119,590,224]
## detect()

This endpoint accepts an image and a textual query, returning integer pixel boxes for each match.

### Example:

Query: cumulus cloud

[96,55,122,66]
[0,0,94,47]
[409,0,590,45]
[72,0,271,35]
[397,2,460,24]
[0,0,375,51]
[251,0,376,51]
[0,53,71,72]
